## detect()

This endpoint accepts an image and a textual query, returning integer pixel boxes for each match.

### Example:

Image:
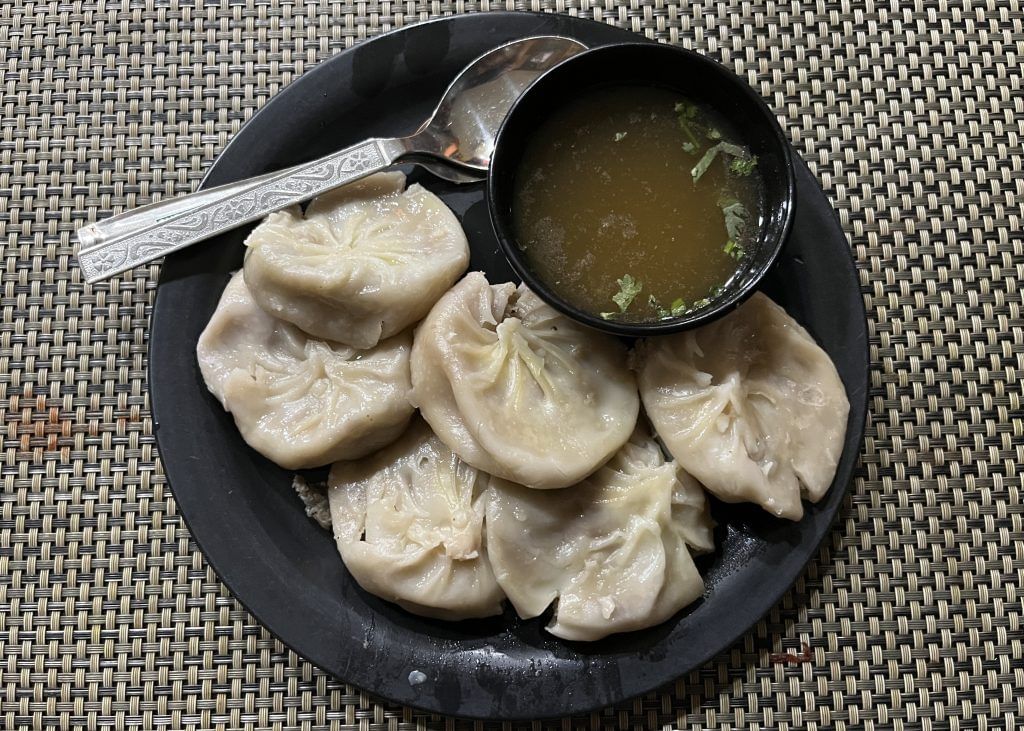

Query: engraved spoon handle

[77,163,313,252]
[77,137,406,283]
[76,156,482,254]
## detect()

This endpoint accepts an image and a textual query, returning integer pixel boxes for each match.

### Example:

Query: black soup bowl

[487,42,796,336]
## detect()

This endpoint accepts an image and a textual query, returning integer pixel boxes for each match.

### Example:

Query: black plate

[149,13,868,721]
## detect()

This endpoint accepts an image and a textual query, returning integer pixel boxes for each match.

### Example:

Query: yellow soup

[513,85,763,321]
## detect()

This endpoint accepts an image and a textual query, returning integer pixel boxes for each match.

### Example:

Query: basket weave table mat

[1,1,1021,729]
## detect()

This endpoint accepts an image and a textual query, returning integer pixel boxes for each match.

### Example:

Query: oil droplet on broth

[512,85,764,320]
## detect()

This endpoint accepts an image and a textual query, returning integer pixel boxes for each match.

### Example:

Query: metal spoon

[76,36,586,283]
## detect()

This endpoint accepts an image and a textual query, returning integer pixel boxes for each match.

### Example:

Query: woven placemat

[1,1,1022,729]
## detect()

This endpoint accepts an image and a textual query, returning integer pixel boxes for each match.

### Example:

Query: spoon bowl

[405,36,586,171]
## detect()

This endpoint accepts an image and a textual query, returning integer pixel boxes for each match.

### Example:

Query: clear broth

[513,85,763,320]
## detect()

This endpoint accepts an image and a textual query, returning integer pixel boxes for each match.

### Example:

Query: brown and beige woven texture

[1,1,1022,729]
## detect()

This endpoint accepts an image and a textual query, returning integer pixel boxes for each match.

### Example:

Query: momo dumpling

[243,172,469,349]
[196,271,413,469]
[328,418,505,620]
[485,430,713,641]
[410,272,639,490]
[636,292,849,520]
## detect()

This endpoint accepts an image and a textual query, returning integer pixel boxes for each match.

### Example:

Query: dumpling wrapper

[485,430,713,641]
[196,271,414,469]
[328,418,506,620]
[243,172,469,349]
[636,292,849,521]
[411,272,639,490]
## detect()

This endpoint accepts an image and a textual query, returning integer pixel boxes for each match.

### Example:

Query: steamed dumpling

[243,172,469,349]
[197,271,413,469]
[328,418,505,620]
[410,272,639,490]
[636,292,849,520]
[485,430,713,641]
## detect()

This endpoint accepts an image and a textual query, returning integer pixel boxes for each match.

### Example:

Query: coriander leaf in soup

[614,132,628,142]
[721,200,748,242]
[729,155,758,176]
[612,274,642,313]
[717,142,749,160]
[694,142,755,182]
[649,295,671,319]
[723,240,745,259]
[674,101,701,152]
[690,143,722,182]
[650,297,689,319]
[674,100,698,121]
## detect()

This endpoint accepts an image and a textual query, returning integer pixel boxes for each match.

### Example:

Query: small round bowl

[486,42,796,336]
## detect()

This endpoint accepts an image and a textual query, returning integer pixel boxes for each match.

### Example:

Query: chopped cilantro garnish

[674,101,701,153]
[717,142,749,159]
[648,294,665,317]
[692,142,755,183]
[611,274,642,313]
[706,128,722,141]
[649,295,689,319]
[722,199,749,261]
[600,312,616,320]
[687,287,723,309]
[674,101,698,120]
[721,200,748,242]
[729,155,759,176]
[691,143,723,182]
[723,239,745,259]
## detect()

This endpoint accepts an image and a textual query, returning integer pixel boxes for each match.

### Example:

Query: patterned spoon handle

[76,137,405,284]
[76,164,313,253]
[76,157,483,255]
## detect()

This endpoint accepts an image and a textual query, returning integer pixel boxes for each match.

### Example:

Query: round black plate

[150,13,868,721]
